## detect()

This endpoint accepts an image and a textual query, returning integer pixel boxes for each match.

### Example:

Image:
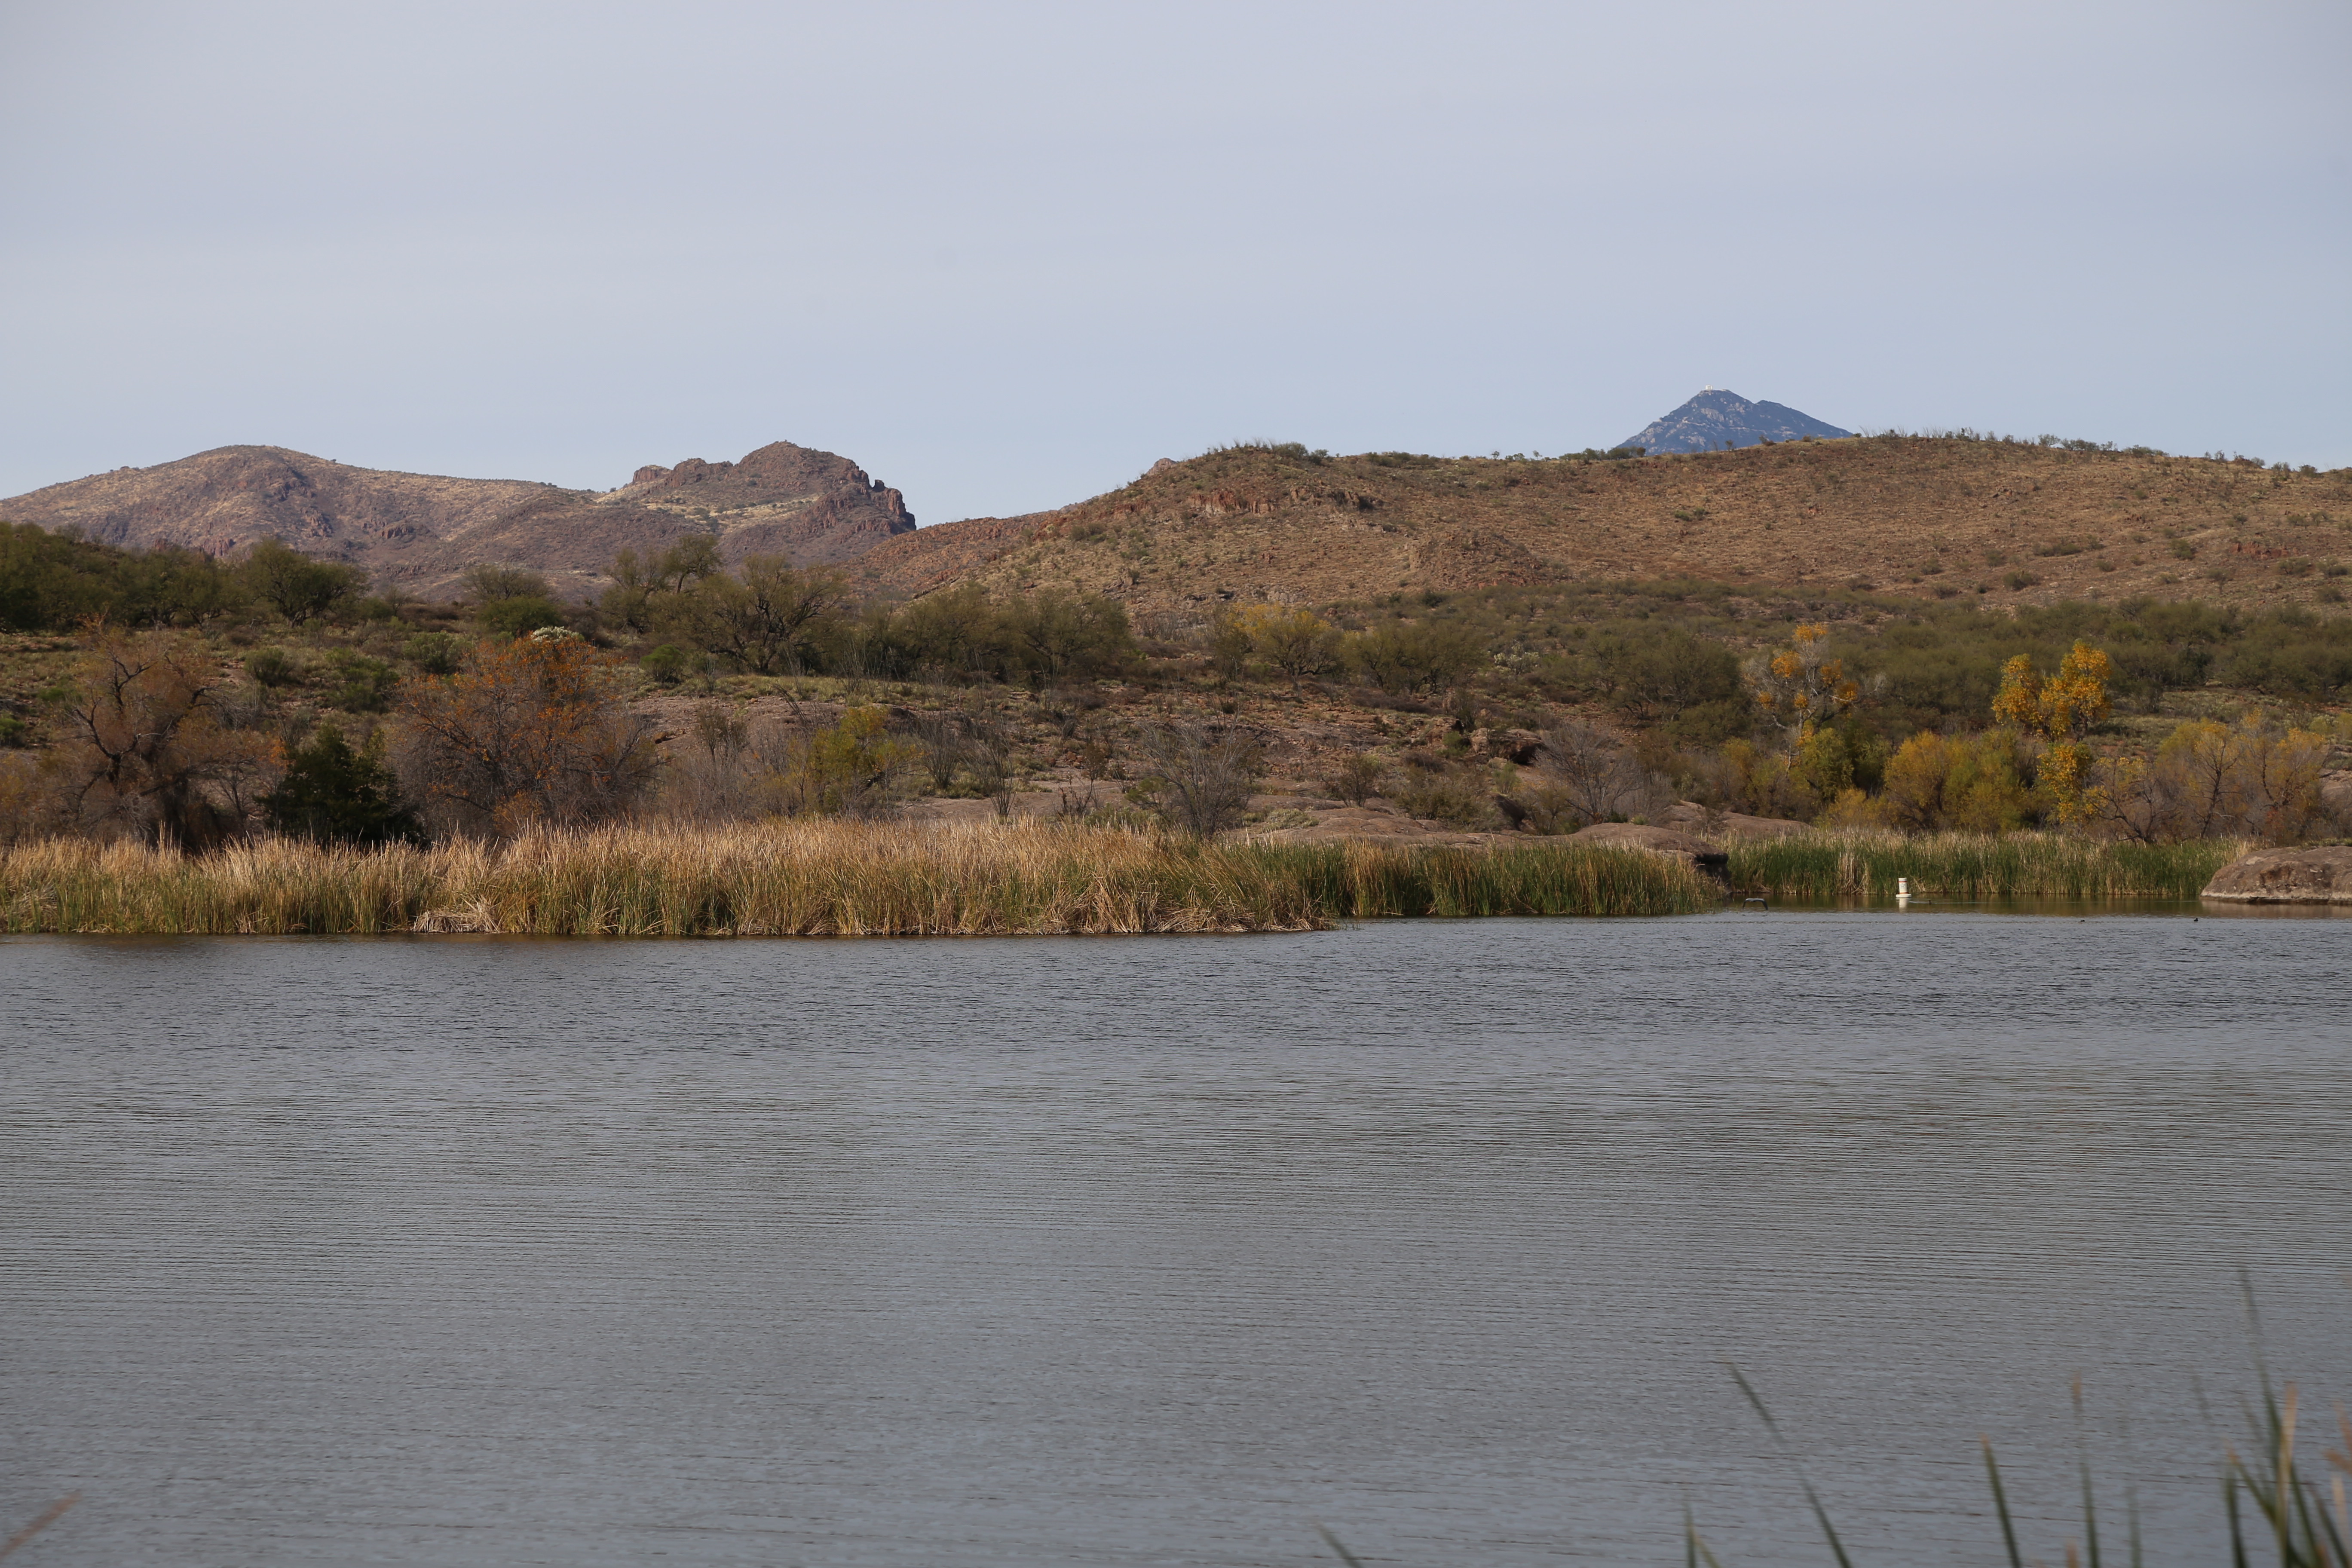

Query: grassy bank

[0,823,1714,936]
[1726,830,2245,902]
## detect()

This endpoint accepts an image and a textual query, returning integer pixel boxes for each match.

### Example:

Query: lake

[3,911,2348,1565]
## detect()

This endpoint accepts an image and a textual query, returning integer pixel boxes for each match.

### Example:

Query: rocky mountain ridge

[0,441,915,601]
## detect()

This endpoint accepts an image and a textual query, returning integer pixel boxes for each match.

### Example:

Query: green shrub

[324,651,400,713]
[246,647,303,689]
[478,595,569,637]
[640,644,689,684]
[402,632,463,675]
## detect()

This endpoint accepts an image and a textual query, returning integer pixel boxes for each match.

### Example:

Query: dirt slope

[853,437,2352,615]
[0,440,916,600]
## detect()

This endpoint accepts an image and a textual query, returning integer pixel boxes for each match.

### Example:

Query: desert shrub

[478,595,569,638]
[639,644,689,684]
[1580,622,1744,727]
[0,522,247,629]
[262,723,420,845]
[2216,613,2352,701]
[0,712,26,749]
[1324,751,1387,805]
[1699,739,1817,822]
[906,710,970,793]
[324,651,399,713]
[403,632,464,675]
[1537,723,1655,827]
[889,583,1003,678]
[1233,604,1340,686]
[246,647,303,689]
[1132,722,1262,836]
[394,635,660,836]
[239,539,368,623]
[1392,772,1495,829]
[1346,620,1483,693]
[0,752,60,844]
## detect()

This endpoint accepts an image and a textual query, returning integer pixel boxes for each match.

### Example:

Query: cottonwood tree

[49,631,273,846]
[1992,640,2112,824]
[1747,624,1859,741]
[2097,718,2331,842]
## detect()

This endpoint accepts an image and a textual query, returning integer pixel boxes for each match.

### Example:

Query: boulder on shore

[2200,845,2352,904]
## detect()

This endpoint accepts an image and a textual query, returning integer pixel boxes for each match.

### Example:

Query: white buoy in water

[1896,876,1913,906]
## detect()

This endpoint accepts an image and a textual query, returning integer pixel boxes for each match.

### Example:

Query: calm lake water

[3,913,2349,1567]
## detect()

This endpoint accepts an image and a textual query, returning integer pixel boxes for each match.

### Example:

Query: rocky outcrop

[2201,845,2352,904]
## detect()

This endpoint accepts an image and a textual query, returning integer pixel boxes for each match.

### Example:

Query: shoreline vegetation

[0,823,2253,936]
[0,823,1712,936]
[1725,829,2244,903]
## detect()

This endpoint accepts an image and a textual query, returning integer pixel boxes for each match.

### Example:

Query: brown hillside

[855,437,2352,615]
[0,440,916,600]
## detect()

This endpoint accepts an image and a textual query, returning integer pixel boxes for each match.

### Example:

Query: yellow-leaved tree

[1990,640,2112,825]
[1749,624,1858,740]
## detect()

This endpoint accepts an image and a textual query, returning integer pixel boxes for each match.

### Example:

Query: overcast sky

[3,0,2346,522]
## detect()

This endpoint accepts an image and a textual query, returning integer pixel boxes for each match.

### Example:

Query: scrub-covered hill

[852,434,2352,616]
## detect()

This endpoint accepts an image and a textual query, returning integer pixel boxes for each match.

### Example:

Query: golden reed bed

[0,821,1716,936]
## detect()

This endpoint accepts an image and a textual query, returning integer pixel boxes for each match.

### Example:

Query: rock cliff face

[0,440,918,600]
[1616,389,1852,454]
[606,441,916,565]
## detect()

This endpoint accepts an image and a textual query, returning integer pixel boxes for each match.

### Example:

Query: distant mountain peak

[1617,389,1851,454]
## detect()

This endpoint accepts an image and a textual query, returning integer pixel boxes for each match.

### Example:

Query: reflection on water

[2,913,2348,1566]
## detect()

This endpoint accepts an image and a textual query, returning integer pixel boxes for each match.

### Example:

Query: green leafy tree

[262,724,420,845]
[690,557,843,675]
[1001,589,1138,683]
[239,539,368,623]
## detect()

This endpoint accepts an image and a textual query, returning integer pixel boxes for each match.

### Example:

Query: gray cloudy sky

[3,0,2346,522]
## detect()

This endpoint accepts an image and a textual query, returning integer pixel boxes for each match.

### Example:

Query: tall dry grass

[0,822,1715,936]
[1726,830,2245,903]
